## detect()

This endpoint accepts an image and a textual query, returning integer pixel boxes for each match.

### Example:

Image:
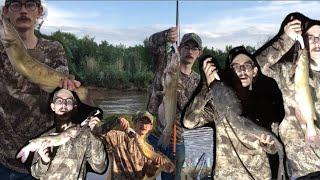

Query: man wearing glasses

[0,0,80,179]
[255,13,320,179]
[223,46,285,179]
[147,28,202,180]
[31,88,106,180]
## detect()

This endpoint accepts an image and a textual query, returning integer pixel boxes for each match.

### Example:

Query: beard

[54,108,78,132]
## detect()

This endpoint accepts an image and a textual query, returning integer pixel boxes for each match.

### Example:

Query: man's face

[2,0,43,31]
[231,54,258,88]
[50,90,75,116]
[179,41,202,66]
[307,25,320,63]
[135,117,153,136]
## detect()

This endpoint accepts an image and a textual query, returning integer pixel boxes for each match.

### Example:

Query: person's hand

[59,76,81,91]
[284,19,302,41]
[88,117,101,131]
[153,156,166,167]
[256,134,275,147]
[118,117,129,131]
[38,140,51,164]
[166,27,178,43]
[203,57,218,86]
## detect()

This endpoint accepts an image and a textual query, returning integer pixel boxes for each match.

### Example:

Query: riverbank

[88,86,148,101]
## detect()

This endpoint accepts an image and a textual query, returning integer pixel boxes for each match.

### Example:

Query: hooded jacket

[225,46,285,133]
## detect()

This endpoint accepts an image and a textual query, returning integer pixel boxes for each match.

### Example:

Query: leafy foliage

[40,31,255,89]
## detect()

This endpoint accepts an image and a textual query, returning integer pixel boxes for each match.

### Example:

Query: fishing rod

[173,0,179,162]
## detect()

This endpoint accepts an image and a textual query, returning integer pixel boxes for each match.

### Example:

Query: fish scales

[0,16,88,101]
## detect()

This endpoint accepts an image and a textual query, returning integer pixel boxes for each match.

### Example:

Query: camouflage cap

[5,0,41,6]
[133,111,154,125]
[181,33,202,49]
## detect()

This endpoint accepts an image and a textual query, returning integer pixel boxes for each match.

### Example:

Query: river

[87,90,214,179]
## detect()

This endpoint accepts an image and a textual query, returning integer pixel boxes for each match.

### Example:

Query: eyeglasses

[53,97,75,107]
[182,45,200,52]
[231,62,254,73]
[9,1,39,12]
[308,35,320,44]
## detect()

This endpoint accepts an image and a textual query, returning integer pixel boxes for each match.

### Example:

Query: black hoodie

[225,46,285,131]
[226,46,285,179]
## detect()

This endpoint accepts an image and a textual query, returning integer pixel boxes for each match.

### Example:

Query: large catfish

[0,16,88,102]
[16,126,80,163]
[157,51,180,148]
[294,49,319,141]
[131,128,175,180]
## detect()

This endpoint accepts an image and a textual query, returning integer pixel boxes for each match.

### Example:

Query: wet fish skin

[124,128,174,179]
[294,49,318,141]
[157,52,180,148]
[16,126,80,163]
[0,16,88,101]
[135,135,175,180]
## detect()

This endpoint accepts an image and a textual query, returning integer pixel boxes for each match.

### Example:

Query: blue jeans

[148,134,185,180]
[0,164,32,180]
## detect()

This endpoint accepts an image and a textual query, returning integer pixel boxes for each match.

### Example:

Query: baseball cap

[181,33,202,49]
[133,111,154,125]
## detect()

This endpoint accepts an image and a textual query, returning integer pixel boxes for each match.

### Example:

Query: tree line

[40,31,256,89]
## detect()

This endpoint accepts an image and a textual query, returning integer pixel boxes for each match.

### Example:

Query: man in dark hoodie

[30,88,107,179]
[225,46,284,179]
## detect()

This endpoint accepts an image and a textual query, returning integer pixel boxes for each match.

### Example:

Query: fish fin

[16,146,30,163]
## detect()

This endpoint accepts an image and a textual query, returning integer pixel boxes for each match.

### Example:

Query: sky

[18,1,320,50]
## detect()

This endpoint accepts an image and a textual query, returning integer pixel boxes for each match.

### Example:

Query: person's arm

[147,27,178,114]
[148,27,177,58]
[182,84,218,129]
[31,151,51,178]
[30,139,52,178]
[254,19,301,77]
[101,130,126,151]
[267,79,285,135]
[182,58,219,129]
[92,116,120,136]
[85,130,107,173]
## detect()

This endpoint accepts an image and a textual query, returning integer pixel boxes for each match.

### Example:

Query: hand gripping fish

[0,16,88,102]
[124,128,175,180]
[294,49,319,142]
[16,126,80,163]
[209,82,286,180]
[157,52,180,148]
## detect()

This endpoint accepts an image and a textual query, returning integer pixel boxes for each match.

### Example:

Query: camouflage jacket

[101,130,160,180]
[256,34,320,178]
[147,29,200,143]
[31,127,107,180]
[182,83,277,180]
[0,38,68,173]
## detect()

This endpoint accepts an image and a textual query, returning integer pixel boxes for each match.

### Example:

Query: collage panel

[0,0,319,180]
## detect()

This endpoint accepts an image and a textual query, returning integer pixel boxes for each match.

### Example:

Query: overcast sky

[17,1,320,50]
